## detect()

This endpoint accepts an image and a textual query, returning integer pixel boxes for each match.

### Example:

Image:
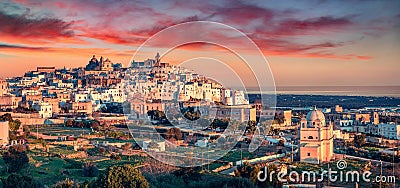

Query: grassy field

[0,155,89,186]
[220,149,256,162]
[0,148,142,187]
[37,126,92,137]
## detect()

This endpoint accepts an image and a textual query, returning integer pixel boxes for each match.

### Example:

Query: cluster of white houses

[0,54,399,156]
[125,53,254,121]
[0,56,126,118]
[326,105,400,140]
[127,53,249,106]
[0,53,251,120]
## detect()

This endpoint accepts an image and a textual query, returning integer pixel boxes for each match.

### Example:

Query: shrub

[82,162,99,177]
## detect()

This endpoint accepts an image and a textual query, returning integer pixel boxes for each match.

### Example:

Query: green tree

[90,121,100,130]
[3,145,29,172]
[65,119,74,127]
[257,163,280,188]
[147,110,166,121]
[53,178,75,188]
[110,153,122,160]
[9,119,21,131]
[210,119,229,130]
[165,127,182,141]
[234,162,280,187]
[95,164,149,188]
[0,113,12,121]
[173,167,201,184]
[246,121,257,135]
[354,134,366,147]
[82,162,99,177]
[182,107,201,121]
[23,125,31,133]
[2,174,42,188]
[187,176,256,188]
[234,162,260,183]
[1,114,21,139]
[147,174,186,188]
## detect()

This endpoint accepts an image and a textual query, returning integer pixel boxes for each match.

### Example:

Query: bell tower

[154,52,161,67]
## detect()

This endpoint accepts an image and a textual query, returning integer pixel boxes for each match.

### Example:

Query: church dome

[306,107,325,121]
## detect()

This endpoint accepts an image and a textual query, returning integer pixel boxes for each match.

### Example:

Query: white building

[195,139,208,147]
[334,119,355,132]
[74,93,90,102]
[21,88,41,96]
[0,121,9,145]
[232,90,249,105]
[89,91,102,103]
[101,88,124,102]
[57,82,74,89]
[20,77,37,87]
[32,101,53,118]
[210,88,221,102]
[142,140,165,152]
[0,79,8,96]
[202,83,213,101]
[377,123,400,140]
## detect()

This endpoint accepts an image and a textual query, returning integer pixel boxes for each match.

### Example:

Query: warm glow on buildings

[299,107,334,164]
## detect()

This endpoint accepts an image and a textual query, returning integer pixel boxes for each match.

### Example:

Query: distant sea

[247,86,400,98]
[275,86,400,98]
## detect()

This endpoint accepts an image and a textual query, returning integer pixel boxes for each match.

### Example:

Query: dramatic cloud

[0,42,134,58]
[207,1,275,26]
[77,16,200,45]
[1,0,398,61]
[0,8,77,44]
[260,16,353,37]
[0,43,47,50]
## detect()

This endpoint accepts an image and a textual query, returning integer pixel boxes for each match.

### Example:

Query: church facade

[299,107,334,164]
[85,55,114,71]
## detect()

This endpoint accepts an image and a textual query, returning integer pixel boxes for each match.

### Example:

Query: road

[344,155,398,166]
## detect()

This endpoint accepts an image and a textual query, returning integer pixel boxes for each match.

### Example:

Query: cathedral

[85,55,114,71]
[299,107,334,164]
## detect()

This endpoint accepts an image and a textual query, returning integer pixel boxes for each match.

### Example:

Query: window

[307,153,311,156]
[308,136,313,139]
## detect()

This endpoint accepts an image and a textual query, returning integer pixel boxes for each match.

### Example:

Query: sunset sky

[0,0,399,86]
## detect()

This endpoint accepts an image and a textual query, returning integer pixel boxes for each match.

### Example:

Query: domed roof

[306,107,325,121]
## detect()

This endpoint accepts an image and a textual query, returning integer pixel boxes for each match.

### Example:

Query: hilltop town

[0,54,399,187]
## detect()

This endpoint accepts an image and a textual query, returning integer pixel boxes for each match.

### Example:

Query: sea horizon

[247,85,400,98]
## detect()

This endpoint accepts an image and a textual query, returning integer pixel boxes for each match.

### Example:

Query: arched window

[308,136,313,139]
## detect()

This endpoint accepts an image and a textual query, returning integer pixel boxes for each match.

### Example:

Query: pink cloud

[3,0,379,61]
